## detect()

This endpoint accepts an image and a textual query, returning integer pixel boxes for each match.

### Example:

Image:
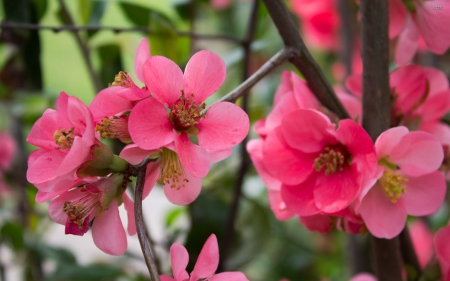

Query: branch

[217,47,292,104]
[261,0,349,119]
[359,0,403,280]
[0,22,243,44]
[400,226,422,280]
[134,158,160,281]
[57,0,102,92]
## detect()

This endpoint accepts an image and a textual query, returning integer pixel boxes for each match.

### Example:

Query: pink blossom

[435,223,450,280]
[129,50,249,179]
[27,92,98,196]
[389,0,450,66]
[48,174,133,255]
[263,108,377,215]
[357,126,446,238]
[0,132,15,171]
[350,273,377,281]
[160,234,249,281]
[409,220,434,268]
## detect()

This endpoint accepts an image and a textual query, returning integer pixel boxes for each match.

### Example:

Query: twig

[134,158,160,281]
[261,0,349,119]
[57,0,105,92]
[400,226,422,280]
[360,0,403,280]
[218,0,259,272]
[217,47,292,104]
[0,22,244,44]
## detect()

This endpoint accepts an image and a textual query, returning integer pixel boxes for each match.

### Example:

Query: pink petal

[197,102,249,150]
[390,65,427,114]
[345,73,362,98]
[291,74,319,109]
[123,193,136,236]
[134,38,151,83]
[143,56,183,106]
[281,109,337,153]
[143,161,160,200]
[336,119,376,158]
[350,273,377,281]
[424,67,449,95]
[314,165,360,213]
[391,131,443,176]
[247,139,282,191]
[419,90,450,124]
[34,175,76,199]
[274,71,294,105]
[401,171,446,216]
[299,214,333,233]
[394,15,419,66]
[262,128,315,185]
[416,0,450,54]
[116,87,150,101]
[435,224,450,279]
[27,150,66,184]
[336,92,362,123]
[358,183,407,239]
[420,122,450,146]
[128,98,175,150]
[169,243,189,281]
[280,175,321,217]
[175,133,210,178]
[27,110,71,150]
[48,188,86,225]
[190,234,219,280]
[164,171,202,205]
[183,50,226,104]
[56,92,69,115]
[89,87,134,121]
[159,275,176,281]
[67,96,95,142]
[268,190,295,220]
[265,91,298,131]
[375,126,409,158]
[388,0,407,38]
[207,148,233,164]
[55,137,91,177]
[92,199,127,255]
[209,272,249,281]
[119,144,160,165]
[409,220,434,268]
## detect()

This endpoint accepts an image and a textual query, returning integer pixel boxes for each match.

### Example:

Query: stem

[57,0,103,92]
[217,47,292,104]
[0,22,243,44]
[360,0,403,280]
[400,226,421,280]
[218,0,259,272]
[134,159,160,281]
[261,0,349,119]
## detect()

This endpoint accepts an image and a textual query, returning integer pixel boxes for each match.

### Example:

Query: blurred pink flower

[435,223,450,280]
[129,50,249,179]
[410,220,434,268]
[389,0,450,65]
[0,132,15,171]
[160,234,249,281]
[357,127,446,238]
[350,273,377,281]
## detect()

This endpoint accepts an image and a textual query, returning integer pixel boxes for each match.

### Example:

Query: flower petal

[92,199,127,255]
[55,137,91,177]
[164,171,202,205]
[89,87,134,121]
[143,161,160,200]
[281,174,321,217]
[119,144,160,165]
[123,193,136,236]
[299,214,333,233]
[134,38,151,83]
[345,73,362,98]
[207,148,233,164]
[268,190,295,220]
[116,87,150,101]
[401,171,446,216]
[190,234,219,280]
[209,272,249,281]
[183,50,226,104]
[391,65,427,113]
[247,139,282,191]
[170,243,189,281]
[27,110,71,150]
[375,126,409,159]
[129,98,175,150]
[175,133,210,178]
[388,0,407,38]
[197,102,249,150]
[27,150,66,184]
[48,188,86,225]
[416,0,450,54]
[394,14,419,66]
[143,56,183,106]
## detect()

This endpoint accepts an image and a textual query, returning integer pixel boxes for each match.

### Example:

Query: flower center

[169,92,205,134]
[157,148,189,190]
[380,171,408,203]
[95,116,131,142]
[53,127,76,150]
[313,145,350,175]
[109,71,137,88]
[62,187,102,229]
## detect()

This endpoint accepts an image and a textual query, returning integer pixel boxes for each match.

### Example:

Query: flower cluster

[26,38,249,255]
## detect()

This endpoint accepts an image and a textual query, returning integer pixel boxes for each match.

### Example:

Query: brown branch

[261,0,349,119]
[217,47,292,104]
[134,158,160,281]
[57,0,102,92]
[360,0,403,280]
[0,22,244,44]
[218,0,259,272]
[338,0,356,78]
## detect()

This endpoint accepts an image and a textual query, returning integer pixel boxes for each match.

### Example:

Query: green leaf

[119,2,151,27]
[30,0,48,21]
[97,44,124,88]
[78,0,92,24]
[149,13,179,62]
[1,221,24,251]
[166,208,184,227]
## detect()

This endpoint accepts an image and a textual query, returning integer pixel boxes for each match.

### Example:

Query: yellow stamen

[95,116,131,142]
[157,148,189,190]
[53,127,75,150]
[169,92,205,133]
[380,171,408,203]
[62,188,101,229]
[313,147,346,175]
[109,71,136,88]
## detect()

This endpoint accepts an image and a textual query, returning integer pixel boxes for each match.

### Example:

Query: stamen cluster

[169,92,206,133]
[157,148,189,190]
[380,171,408,203]
[313,146,348,175]
[53,127,76,150]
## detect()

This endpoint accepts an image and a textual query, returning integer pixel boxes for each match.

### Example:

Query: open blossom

[160,234,249,281]
[357,126,446,238]
[48,174,134,255]
[435,223,450,280]
[263,108,377,215]
[389,0,450,65]
[129,50,249,179]
[26,92,98,196]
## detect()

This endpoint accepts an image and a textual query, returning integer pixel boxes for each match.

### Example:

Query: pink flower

[263,108,377,215]
[27,92,97,196]
[129,50,249,179]
[160,234,249,281]
[357,126,446,238]
[410,220,434,268]
[389,0,450,65]
[300,206,365,234]
[435,223,450,280]
[350,273,377,281]
[48,174,134,255]
[0,132,15,171]
[89,38,151,131]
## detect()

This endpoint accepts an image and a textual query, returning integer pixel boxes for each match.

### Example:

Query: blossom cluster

[248,67,448,239]
[26,39,249,255]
